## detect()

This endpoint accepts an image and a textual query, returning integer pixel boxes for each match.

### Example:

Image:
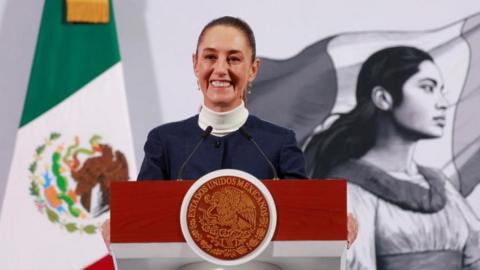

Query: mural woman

[305,46,480,270]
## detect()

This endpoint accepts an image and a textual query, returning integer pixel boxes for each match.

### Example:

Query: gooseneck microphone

[239,127,279,180]
[177,126,213,180]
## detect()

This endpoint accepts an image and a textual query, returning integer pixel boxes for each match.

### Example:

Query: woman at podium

[305,46,480,269]
[103,16,359,251]
[137,16,307,181]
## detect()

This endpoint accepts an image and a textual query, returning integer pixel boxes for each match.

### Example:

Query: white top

[198,102,249,137]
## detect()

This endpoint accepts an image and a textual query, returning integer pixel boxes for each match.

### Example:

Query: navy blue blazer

[137,115,307,180]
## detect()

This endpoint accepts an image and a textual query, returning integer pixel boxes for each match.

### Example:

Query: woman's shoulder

[328,160,448,213]
[147,115,199,136]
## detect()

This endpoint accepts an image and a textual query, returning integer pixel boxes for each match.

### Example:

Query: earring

[197,80,200,91]
[247,81,253,94]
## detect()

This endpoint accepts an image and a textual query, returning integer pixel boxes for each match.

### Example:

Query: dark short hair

[196,16,256,62]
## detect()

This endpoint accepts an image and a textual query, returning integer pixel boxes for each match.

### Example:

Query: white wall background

[1,0,480,213]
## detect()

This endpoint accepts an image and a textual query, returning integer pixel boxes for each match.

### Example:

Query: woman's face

[193,25,259,112]
[392,60,447,139]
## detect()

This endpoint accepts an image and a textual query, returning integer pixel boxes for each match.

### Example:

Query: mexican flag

[0,0,136,269]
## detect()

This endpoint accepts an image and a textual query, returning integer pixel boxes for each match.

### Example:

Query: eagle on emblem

[204,186,257,231]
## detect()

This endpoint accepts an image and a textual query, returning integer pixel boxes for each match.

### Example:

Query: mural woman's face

[193,25,259,112]
[392,60,447,139]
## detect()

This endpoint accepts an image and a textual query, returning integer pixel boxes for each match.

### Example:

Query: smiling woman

[102,16,359,253]
[136,16,306,181]
[193,20,260,112]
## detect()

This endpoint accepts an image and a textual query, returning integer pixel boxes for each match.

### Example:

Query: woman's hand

[101,219,111,252]
[347,213,358,249]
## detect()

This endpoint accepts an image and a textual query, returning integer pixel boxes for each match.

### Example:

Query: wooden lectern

[110,180,347,270]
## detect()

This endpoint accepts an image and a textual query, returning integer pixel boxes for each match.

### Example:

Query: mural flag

[249,13,480,200]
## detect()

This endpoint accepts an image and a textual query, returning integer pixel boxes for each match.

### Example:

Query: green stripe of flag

[20,0,120,127]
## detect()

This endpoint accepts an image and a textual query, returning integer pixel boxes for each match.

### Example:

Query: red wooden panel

[266,180,346,241]
[110,180,346,243]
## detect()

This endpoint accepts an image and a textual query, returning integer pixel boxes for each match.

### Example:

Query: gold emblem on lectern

[186,175,270,260]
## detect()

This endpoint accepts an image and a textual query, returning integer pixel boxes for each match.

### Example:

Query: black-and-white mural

[249,15,480,270]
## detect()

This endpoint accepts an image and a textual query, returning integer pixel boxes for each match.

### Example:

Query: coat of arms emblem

[28,132,129,234]
[180,169,277,266]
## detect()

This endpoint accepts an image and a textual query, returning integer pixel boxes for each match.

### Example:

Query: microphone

[177,126,213,180]
[239,127,279,180]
